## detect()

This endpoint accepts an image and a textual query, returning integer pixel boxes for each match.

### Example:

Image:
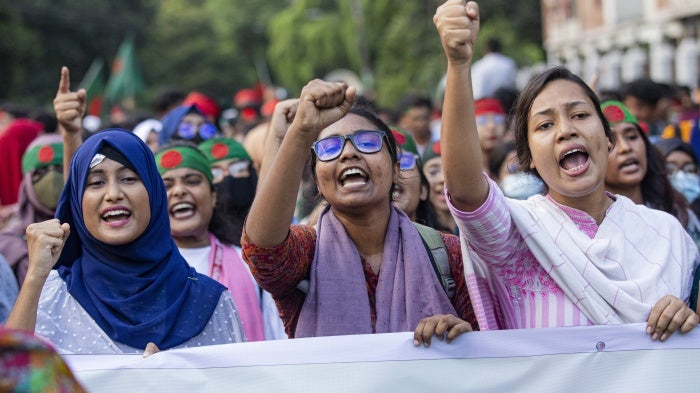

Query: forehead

[530,79,594,116]
[318,114,377,139]
[611,123,639,134]
[162,166,205,178]
[89,157,125,173]
[667,150,695,163]
[182,112,206,123]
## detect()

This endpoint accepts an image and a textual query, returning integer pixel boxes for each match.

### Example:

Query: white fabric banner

[64,323,700,393]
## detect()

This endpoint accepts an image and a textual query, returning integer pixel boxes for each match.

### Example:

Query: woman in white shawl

[430,0,698,342]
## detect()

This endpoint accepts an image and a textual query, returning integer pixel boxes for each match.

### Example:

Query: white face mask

[669,171,700,202]
[500,173,545,200]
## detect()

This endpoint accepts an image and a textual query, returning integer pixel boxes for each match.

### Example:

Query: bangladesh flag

[79,58,107,116]
[104,35,144,109]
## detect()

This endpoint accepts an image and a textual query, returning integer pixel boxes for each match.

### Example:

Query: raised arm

[256,98,300,190]
[434,1,488,211]
[245,81,355,247]
[5,220,70,331]
[53,67,86,180]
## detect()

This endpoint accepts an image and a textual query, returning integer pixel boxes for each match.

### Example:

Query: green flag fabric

[104,35,144,109]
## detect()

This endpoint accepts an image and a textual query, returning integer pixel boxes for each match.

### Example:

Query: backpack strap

[412,222,456,299]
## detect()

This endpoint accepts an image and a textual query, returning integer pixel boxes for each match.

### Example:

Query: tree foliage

[0,0,542,112]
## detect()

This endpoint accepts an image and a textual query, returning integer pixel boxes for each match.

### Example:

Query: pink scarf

[209,234,265,341]
[295,206,456,337]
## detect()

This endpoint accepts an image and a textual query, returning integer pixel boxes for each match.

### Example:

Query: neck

[332,203,392,258]
[605,184,643,205]
[414,132,431,146]
[173,231,211,248]
[549,187,613,225]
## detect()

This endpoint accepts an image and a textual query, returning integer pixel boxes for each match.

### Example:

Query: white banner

[64,323,700,393]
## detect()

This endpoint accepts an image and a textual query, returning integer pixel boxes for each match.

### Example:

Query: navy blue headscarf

[158,104,214,147]
[55,129,226,350]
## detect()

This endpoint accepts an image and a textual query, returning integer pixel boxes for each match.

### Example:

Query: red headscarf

[0,119,42,206]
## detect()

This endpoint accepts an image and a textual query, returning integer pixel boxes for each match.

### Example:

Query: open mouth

[101,209,131,223]
[170,202,196,219]
[339,167,369,187]
[619,158,639,170]
[559,148,589,172]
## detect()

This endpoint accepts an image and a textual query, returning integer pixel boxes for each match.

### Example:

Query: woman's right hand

[290,79,356,138]
[434,0,480,66]
[25,219,70,280]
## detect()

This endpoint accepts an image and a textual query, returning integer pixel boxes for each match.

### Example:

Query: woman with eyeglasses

[158,103,219,147]
[242,80,476,343]
[602,101,700,248]
[391,127,440,229]
[156,141,285,341]
[435,1,697,340]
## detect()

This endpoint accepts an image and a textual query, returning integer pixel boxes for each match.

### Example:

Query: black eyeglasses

[312,130,388,162]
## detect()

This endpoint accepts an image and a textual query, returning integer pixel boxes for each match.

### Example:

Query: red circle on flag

[433,141,442,155]
[603,106,625,123]
[392,130,406,145]
[211,143,229,160]
[38,146,55,163]
[161,150,183,169]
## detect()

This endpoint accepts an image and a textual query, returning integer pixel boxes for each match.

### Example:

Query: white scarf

[463,192,698,329]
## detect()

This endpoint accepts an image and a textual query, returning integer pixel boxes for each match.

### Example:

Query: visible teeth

[564,148,582,157]
[103,209,129,218]
[341,168,365,180]
[172,203,193,212]
[569,164,585,171]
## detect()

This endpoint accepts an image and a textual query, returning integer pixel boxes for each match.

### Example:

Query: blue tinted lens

[314,136,344,161]
[199,123,217,140]
[177,123,196,139]
[352,131,383,153]
[399,152,417,171]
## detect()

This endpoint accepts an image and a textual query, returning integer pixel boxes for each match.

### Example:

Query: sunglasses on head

[312,130,388,162]
[177,122,217,141]
[398,151,418,171]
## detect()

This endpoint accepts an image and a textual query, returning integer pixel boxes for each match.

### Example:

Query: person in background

[5,129,245,354]
[620,78,672,137]
[183,91,221,125]
[602,100,700,246]
[158,104,219,147]
[434,0,697,339]
[0,135,63,286]
[470,37,517,100]
[153,87,186,118]
[396,95,434,156]
[655,137,700,218]
[495,142,545,200]
[474,98,507,178]
[0,119,43,215]
[421,141,457,234]
[391,127,438,228]
[132,119,162,153]
[156,142,285,341]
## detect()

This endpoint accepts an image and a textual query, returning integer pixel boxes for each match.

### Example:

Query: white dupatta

[462,191,698,329]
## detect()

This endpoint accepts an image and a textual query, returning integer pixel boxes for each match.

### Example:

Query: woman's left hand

[646,294,699,341]
[413,314,472,348]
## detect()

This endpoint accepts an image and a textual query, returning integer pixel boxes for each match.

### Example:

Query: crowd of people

[1,0,699,388]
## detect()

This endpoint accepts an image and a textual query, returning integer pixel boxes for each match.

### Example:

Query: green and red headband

[198,137,251,164]
[390,126,419,156]
[601,100,638,127]
[155,145,213,184]
[22,143,63,175]
[421,141,442,164]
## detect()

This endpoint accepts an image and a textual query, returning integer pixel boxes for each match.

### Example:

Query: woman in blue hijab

[6,129,245,354]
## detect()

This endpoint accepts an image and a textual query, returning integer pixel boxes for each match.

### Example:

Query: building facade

[542,0,700,90]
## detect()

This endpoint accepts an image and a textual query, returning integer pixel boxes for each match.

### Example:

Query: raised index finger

[58,66,71,94]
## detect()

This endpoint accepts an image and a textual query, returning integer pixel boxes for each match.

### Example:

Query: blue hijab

[55,129,226,350]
